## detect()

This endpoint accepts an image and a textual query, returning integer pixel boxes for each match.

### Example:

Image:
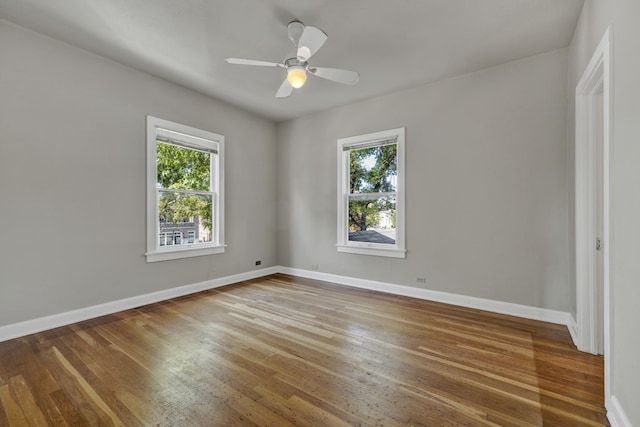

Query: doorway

[574,26,611,403]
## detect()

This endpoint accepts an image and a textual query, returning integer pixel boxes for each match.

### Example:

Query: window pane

[348,195,396,244]
[159,232,171,246]
[156,142,211,191]
[349,144,397,194]
[158,191,213,246]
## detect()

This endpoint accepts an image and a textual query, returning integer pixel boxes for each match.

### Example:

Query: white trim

[336,244,406,258]
[278,267,573,327]
[575,26,610,354]
[0,264,590,348]
[146,245,226,262]
[0,265,623,421]
[1,266,577,343]
[567,314,578,347]
[337,127,406,259]
[146,115,225,263]
[0,266,278,343]
[607,396,632,427]
[156,127,218,153]
[574,26,613,411]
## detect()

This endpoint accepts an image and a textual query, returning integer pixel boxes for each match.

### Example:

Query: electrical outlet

[311,264,319,271]
[255,260,261,266]
[416,277,426,283]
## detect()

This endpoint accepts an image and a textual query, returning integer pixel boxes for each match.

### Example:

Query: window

[159,232,171,246]
[337,127,405,258]
[146,116,225,262]
[173,231,182,245]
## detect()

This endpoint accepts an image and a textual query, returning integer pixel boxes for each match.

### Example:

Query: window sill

[146,245,226,263]
[336,244,406,259]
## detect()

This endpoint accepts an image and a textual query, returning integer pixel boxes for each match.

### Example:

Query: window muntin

[337,128,405,258]
[146,116,225,262]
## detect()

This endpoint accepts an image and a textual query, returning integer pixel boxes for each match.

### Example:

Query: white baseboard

[278,267,574,327]
[0,266,278,343]
[567,314,578,347]
[607,396,632,427]
[0,265,575,343]
[1,265,628,424]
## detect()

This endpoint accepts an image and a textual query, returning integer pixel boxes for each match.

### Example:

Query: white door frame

[575,26,612,405]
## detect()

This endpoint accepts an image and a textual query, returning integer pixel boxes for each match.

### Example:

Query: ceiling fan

[225,20,360,98]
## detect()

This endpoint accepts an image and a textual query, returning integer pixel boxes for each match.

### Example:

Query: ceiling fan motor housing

[284,57,307,70]
[287,20,304,46]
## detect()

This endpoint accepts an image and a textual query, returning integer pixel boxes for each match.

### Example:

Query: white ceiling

[0,0,584,122]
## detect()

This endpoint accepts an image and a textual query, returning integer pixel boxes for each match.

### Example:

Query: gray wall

[0,21,278,326]
[277,49,570,311]
[4,9,637,424]
[568,1,640,424]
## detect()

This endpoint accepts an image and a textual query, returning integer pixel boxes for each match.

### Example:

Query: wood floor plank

[0,385,31,426]
[7,375,49,426]
[0,274,608,426]
[2,345,67,426]
[50,346,128,426]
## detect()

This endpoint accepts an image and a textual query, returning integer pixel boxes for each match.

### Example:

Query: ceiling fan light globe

[287,67,307,88]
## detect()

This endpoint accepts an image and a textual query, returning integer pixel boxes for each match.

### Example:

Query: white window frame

[146,116,225,262]
[336,127,406,258]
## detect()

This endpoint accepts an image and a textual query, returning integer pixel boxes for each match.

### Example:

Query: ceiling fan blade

[225,58,284,68]
[275,78,293,98]
[296,26,328,61]
[309,67,360,85]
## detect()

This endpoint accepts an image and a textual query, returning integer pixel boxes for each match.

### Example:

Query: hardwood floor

[0,274,607,426]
